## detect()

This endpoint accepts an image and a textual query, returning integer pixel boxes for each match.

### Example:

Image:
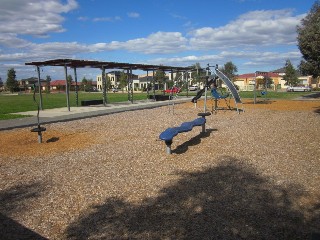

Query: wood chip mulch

[0,99,320,239]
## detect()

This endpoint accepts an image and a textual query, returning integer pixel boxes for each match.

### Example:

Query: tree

[45,75,51,93]
[255,76,273,89]
[87,79,93,92]
[0,77,3,91]
[81,77,88,91]
[6,68,18,93]
[154,69,168,89]
[67,74,73,91]
[283,60,299,86]
[298,60,314,76]
[221,61,238,82]
[297,1,320,78]
[172,72,182,89]
[191,63,205,86]
[118,71,128,92]
[106,76,111,91]
[154,69,167,89]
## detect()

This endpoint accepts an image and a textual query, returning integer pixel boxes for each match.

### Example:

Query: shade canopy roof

[25,59,193,72]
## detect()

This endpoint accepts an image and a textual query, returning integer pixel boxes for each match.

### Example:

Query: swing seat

[211,88,231,113]
[211,88,229,99]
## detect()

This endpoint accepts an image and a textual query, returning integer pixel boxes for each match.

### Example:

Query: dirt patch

[0,128,96,160]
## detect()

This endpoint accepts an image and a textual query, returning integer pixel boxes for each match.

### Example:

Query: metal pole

[74,67,79,107]
[64,65,70,111]
[102,67,107,106]
[169,69,174,114]
[254,71,257,104]
[186,71,189,97]
[36,66,43,110]
[153,69,155,101]
[127,69,130,101]
[146,70,149,99]
[204,65,210,112]
[130,68,133,103]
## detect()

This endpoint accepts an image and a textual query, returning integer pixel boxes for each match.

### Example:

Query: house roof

[237,72,280,79]
[50,80,97,86]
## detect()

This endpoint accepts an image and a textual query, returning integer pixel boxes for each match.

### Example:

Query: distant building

[18,77,46,92]
[96,71,138,91]
[235,70,317,91]
[50,80,95,92]
[235,72,283,91]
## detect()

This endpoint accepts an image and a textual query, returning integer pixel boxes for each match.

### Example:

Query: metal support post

[36,66,43,110]
[165,140,172,154]
[102,67,107,106]
[74,67,79,107]
[64,65,70,111]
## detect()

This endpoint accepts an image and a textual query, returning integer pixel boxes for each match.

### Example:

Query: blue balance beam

[159,112,211,154]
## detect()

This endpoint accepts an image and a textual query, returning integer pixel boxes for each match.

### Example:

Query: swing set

[191,64,244,114]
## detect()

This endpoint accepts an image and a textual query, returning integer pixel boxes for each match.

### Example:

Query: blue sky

[0,0,315,81]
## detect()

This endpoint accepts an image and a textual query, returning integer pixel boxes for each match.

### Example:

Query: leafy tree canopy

[154,69,167,83]
[45,75,51,93]
[118,71,128,91]
[221,61,238,81]
[67,74,73,84]
[6,68,18,93]
[297,0,320,77]
[191,63,205,84]
[283,60,299,86]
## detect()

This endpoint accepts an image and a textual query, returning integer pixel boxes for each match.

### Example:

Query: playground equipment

[159,112,211,154]
[166,70,191,114]
[254,71,269,104]
[30,84,46,143]
[210,87,231,113]
[191,64,244,114]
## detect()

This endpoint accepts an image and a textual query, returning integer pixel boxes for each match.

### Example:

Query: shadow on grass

[0,182,48,240]
[66,158,320,239]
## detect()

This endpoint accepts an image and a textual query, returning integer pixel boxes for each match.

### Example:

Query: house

[50,80,84,92]
[96,71,138,91]
[18,77,47,92]
[235,72,283,91]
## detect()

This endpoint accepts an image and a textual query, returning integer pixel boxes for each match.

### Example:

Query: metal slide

[191,78,215,103]
[214,67,244,113]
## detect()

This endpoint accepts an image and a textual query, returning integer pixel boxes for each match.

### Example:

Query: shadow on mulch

[314,107,320,115]
[173,128,216,154]
[46,137,60,143]
[66,158,320,239]
[0,182,48,240]
[244,100,275,105]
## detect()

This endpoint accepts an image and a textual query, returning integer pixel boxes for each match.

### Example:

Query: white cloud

[93,16,121,22]
[124,32,188,54]
[0,0,78,37]
[88,32,188,54]
[127,12,140,18]
[0,3,306,79]
[189,9,305,50]
[149,50,302,72]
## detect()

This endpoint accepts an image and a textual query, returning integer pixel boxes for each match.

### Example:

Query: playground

[0,98,319,239]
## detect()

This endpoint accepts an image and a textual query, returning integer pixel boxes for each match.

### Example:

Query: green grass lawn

[0,91,148,119]
[0,90,314,120]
